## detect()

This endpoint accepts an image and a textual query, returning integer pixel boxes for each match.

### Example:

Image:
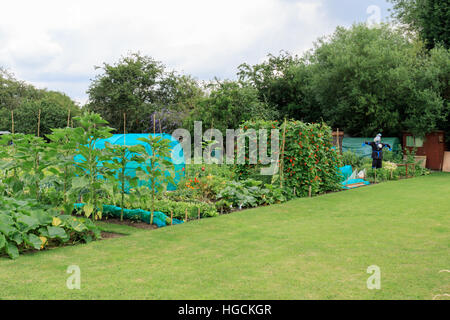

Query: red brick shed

[403,131,446,170]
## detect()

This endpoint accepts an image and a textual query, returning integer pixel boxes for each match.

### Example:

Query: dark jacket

[364,142,391,160]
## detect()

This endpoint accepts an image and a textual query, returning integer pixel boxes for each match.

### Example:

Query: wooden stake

[309,185,312,198]
[170,210,173,226]
[294,187,296,197]
[123,113,126,145]
[11,110,14,134]
[198,207,201,220]
[336,128,340,154]
[37,109,41,137]
[280,118,287,188]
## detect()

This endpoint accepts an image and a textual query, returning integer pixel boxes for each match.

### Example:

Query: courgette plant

[136,135,175,225]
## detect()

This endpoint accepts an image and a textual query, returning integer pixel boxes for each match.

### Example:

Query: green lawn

[1,173,449,300]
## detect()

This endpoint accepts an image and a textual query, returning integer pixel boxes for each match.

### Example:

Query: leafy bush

[153,199,218,221]
[341,151,365,169]
[0,197,100,259]
[216,179,290,212]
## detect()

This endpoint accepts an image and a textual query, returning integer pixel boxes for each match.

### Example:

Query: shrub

[216,179,291,213]
[341,151,365,169]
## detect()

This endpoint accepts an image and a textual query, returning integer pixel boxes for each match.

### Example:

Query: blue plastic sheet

[74,133,185,191]
[74,203,184,228]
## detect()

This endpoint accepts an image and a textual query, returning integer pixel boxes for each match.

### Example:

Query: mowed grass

[1,173,449,300]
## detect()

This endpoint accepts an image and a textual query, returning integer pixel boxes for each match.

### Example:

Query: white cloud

[0,0,338,104]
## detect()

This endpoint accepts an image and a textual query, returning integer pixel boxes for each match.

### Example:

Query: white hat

[374,133,382,143]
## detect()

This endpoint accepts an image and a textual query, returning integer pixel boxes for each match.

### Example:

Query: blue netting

[342,137,401,158]
[339,165,370,189]
[74,203,184,228]
[74,133,185,191]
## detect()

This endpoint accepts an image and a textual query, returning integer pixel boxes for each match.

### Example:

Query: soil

[100,231,124,239]
[100,217,158,230]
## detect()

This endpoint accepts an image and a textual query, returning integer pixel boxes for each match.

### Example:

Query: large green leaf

[71,176,90,190]
[5,241,19,260]
[11,232,23,245]
[15,214,40,232]
[47,226,69,241]
[24,233,43,250]
[0,221,16,237]
[0,234,6,250]
[31,211,53,225]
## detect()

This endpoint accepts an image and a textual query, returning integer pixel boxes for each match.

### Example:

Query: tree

[388,0,450,49]
[189,80,278,134]
[87,52,202,133]
[237,51,315,120]
[0,69,80,135]
[306,24,447,137]
[239,24,448,140]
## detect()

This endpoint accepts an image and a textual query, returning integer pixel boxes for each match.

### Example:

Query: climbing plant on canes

[235,120,342,197]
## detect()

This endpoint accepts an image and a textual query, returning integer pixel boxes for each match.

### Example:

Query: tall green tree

[306,24,447,137]
[237,52,315,120]
[240,24,448,139]
[0,69,80,135]
[188,80,278,134]
[87,52,202,133]
[388,0,450,50]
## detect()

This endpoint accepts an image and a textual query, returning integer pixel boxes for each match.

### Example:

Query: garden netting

[74,133,185,191]
[339,165,370,189]
[74,203,184,228]
[342,137,401,158]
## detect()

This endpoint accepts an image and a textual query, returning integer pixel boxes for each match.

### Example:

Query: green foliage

[46,127,78,211]
[216,179,289,212]
[188,80,278,134]
[0,197,100,259]
[239,24,449,141]
[307,24,446,138]
[103,143,145,221]
[0,134,56,200]
[70,112,114,220]
[0,69,80,136]
[235,120,342,197]
[136,134,175,224]
[238,51,314,120]
[341,151,365,169]
[87,52,202,133]
[142,198,218,221]
[389,0,450,50]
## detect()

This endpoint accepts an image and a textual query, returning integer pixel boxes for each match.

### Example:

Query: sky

[0,0,392,105]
